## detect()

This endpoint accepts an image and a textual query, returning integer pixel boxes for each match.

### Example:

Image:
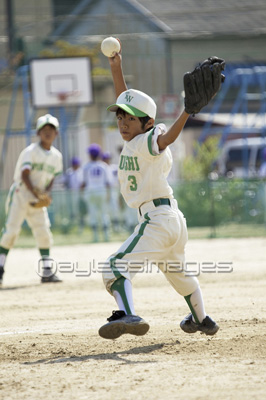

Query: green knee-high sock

[39,249,51,269]
[0,246,9,268]
[111,277,135,315]
[39,249,50,257]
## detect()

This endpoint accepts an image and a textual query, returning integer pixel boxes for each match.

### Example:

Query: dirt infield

[0,237,266,400]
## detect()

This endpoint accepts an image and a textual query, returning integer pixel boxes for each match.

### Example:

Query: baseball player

[82,144,110,242]
[102,152,121,232]
[64,156,86,230]
[0,114,63,285]
[98,41,225,339]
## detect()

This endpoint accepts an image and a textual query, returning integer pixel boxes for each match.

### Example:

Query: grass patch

[13,223,266,248]
[188,223,266,239]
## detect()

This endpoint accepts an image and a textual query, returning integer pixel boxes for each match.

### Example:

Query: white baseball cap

[107,89,157,119]
[36,114,59,131]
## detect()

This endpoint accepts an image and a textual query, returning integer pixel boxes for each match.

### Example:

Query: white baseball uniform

[64,166,85,219]
[104,162,121,224]
[83,160,110,228]
[102,124,199,296]
[0,142,63,249]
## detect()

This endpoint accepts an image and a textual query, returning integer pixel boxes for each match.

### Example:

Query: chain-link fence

[1,178,265,242]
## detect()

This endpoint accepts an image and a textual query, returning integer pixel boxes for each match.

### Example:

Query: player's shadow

[23,342,173,366]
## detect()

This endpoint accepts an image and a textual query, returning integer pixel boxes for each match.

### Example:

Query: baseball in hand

[101,37,121,57]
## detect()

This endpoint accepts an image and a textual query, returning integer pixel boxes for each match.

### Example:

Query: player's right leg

[99,224,153,339]
[160,206,219,336]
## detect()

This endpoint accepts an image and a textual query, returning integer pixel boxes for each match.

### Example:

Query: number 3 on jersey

[128,175,137,191]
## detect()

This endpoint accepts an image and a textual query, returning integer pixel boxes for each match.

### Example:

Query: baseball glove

[184,56,225,115]
[30,189,52,208]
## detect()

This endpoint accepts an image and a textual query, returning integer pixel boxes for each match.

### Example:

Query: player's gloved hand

[30,188,52,208]
[184,56,225,115]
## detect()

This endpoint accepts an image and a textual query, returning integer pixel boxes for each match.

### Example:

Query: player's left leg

[180,288,219,335]
[163,206,219,335]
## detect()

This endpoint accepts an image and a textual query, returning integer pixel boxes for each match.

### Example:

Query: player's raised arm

[106,39,127,98]
[157,109,189,151]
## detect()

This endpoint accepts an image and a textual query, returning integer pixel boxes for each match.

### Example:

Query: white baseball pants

[102,199,199,297]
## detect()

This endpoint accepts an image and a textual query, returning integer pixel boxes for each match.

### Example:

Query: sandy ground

[0,237,266,400]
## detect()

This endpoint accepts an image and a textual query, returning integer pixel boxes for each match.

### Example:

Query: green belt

[139,198,171,216]
[153,198,171,207]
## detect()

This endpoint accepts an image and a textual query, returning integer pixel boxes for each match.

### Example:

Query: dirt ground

[0,237,266,400]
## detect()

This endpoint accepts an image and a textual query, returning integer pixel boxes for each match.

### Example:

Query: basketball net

[57,90,81,104]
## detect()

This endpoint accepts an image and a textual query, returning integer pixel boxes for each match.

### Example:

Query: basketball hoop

[30,57,93,108]
[57,90,81,104]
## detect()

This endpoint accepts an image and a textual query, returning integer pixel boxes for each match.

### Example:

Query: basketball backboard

[29,57,93,108]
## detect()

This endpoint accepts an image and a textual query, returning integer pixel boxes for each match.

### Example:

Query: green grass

[13,226,130,248]
[13,223,266,248]
[188,224,266,239]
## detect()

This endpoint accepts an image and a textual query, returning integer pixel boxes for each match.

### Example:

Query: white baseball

[101,37,121,58]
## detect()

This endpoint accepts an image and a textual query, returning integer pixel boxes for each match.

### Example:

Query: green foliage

[182,136,221,180]
[174,178,266,227]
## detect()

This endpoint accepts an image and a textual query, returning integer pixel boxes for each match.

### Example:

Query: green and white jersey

[13,142,63,190]
[118,124,174,208]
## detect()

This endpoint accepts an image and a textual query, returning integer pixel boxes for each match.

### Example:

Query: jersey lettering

[32,163,56,174]
[134,157,140,171]
[119,155,140,172]
[127,157,135,171]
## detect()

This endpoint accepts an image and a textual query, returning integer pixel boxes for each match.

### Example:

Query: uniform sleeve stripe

[147,128,156,156]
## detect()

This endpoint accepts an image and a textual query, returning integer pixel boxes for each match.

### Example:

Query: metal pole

[5,0,14,63]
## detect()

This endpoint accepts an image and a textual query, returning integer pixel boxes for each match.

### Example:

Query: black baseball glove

[184,56,225,115]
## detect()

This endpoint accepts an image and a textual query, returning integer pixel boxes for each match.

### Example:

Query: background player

[64,156,86,232]
[0,114,63,285]
[102,151,121,232]
[82,144,110,242]
[98,40,225,339]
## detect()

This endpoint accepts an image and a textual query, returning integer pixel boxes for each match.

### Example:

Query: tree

[182,136,221,180]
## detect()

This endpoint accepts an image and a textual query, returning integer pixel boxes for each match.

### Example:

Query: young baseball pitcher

[0,114,63,285]
[98,39,225,340]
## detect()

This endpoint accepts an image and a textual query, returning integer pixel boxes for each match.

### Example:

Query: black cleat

[41,267,62,283]
[99,310,150,339]
[180,313,219,336]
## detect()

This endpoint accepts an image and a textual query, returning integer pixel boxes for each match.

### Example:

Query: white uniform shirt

[64,167,84,190]
[13,142,63,191]
[118,124,174,208]
[106,163,119,188]
[83,160,110,191]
